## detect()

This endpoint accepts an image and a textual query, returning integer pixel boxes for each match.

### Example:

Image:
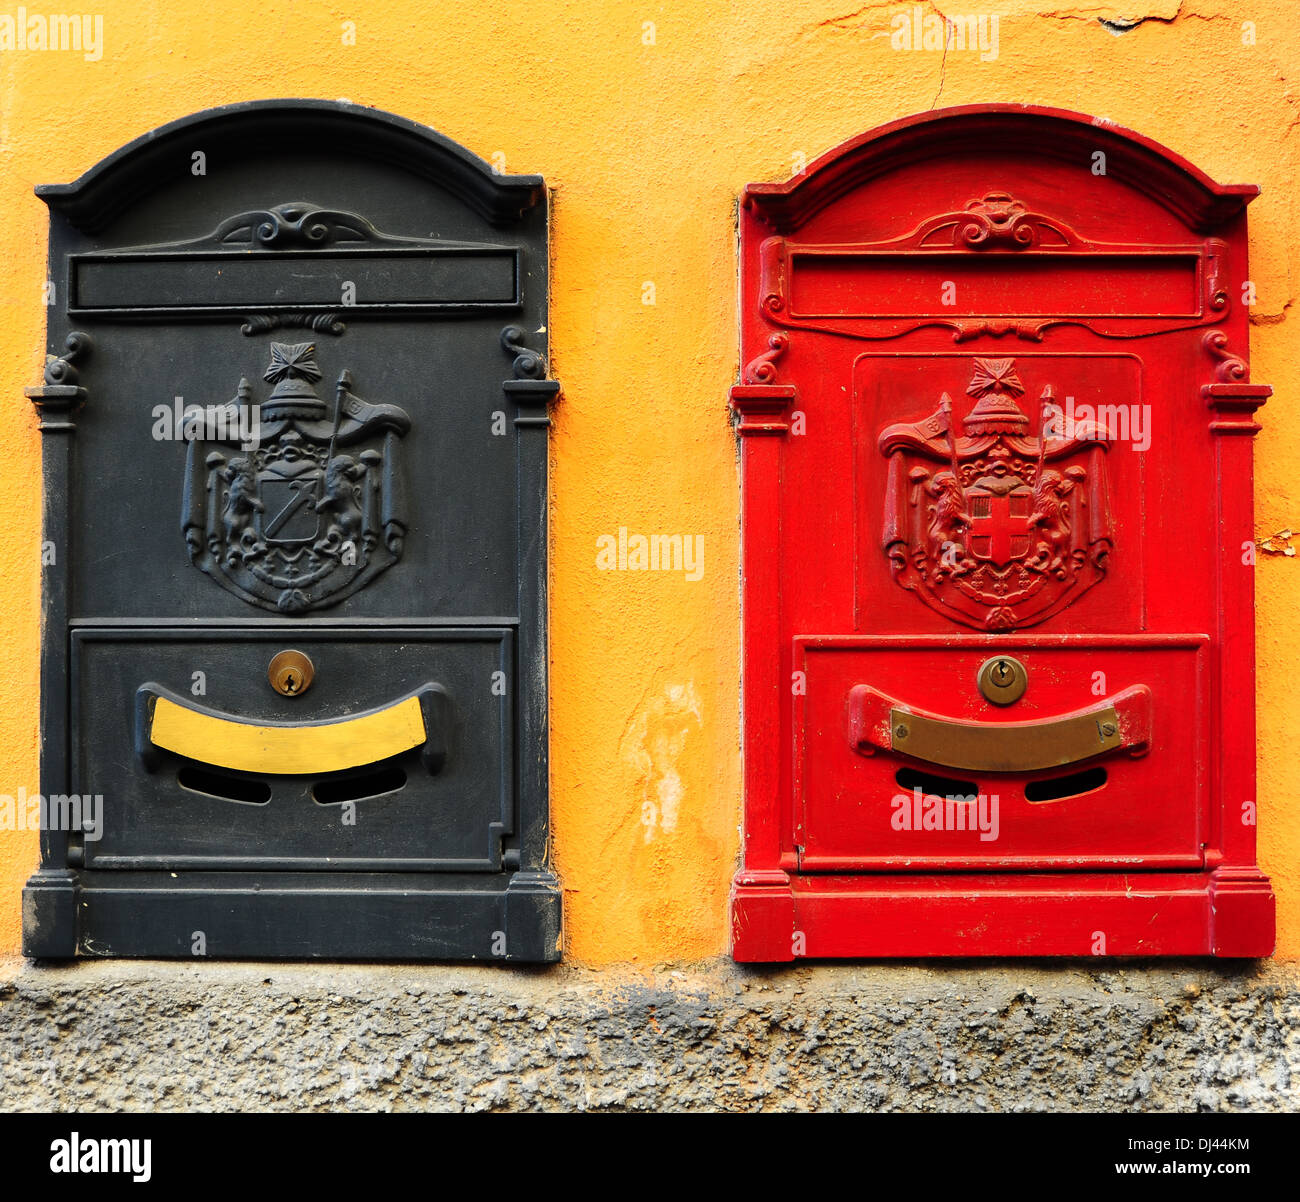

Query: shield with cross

[965,474,1035,566]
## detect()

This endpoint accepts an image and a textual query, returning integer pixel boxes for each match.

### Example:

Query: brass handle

[846,683,1151,773]
[135,683,451,776]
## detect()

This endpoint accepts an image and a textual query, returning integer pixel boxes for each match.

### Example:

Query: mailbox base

[22,870,562,962]
[731,869,1274,960]
[21,869,79,960]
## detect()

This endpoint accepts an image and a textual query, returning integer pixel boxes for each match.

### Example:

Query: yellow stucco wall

[0,0,1295,962]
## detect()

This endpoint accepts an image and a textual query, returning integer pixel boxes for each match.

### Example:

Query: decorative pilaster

[730,343,796,906]
[22,332,91,958]
[1201,327,1273,954]
[500,325,562,960]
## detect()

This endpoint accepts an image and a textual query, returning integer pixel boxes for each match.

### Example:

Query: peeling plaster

[622,682,703,842]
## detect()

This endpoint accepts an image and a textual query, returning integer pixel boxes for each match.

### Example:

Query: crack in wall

[1098,2,1185,35]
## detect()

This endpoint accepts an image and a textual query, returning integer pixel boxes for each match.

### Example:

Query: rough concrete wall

[1,958,1295,1111]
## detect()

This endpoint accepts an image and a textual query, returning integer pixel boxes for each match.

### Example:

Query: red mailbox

[731,106,1274,959]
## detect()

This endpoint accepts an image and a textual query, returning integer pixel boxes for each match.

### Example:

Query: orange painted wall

[0,1,1296,961]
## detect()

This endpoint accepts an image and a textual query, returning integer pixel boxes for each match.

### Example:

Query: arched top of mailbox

[35,99,544,234]
[743,105,1258,236]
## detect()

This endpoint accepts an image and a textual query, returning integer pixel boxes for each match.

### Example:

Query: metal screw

[895,723,909,739]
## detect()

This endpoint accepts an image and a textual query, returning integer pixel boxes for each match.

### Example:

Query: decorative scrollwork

[241,313,346,337]
[744,332,789,383]
[501,325,547,380]
[958,192,1037,249]
[951,320,1046,343]
[43,331,93,385]
[217,202,379,248]
[1203,329,1248,381]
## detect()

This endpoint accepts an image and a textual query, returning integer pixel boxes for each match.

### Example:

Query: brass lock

[268,650,315,698]
[977,655,1028,705]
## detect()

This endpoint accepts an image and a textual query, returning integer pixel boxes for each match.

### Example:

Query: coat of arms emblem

[879,357,1113,631]
[182,342,412,613]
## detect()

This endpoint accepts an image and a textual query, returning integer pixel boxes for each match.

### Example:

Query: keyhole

[977,655,1027,706]
[268,650,314,698]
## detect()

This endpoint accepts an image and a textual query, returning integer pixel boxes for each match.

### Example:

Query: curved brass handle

[846,683,1151,774]
[135,683,450,776]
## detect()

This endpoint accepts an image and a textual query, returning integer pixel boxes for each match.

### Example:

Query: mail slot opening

[1025,767,1108,803]
[313,763,408,806]
[895,767,979,800]
[177,765,272,806]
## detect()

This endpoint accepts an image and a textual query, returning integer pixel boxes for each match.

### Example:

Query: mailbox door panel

[73,628,512,870]
[796,636,1208,869]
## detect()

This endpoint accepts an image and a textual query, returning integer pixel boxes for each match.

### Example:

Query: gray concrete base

[1,957,1297,1111]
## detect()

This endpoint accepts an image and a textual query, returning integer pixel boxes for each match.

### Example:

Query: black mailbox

[22,100,561,961]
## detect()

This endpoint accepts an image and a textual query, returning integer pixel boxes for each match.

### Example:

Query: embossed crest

[879,357,1113,631]
[181,342,411,613]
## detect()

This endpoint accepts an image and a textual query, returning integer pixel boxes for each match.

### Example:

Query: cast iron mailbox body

[23,101,561,960]
[731,106,1274,959]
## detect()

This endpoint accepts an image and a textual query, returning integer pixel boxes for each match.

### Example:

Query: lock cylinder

[268,650,315,697]
[976,655,1028,705]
